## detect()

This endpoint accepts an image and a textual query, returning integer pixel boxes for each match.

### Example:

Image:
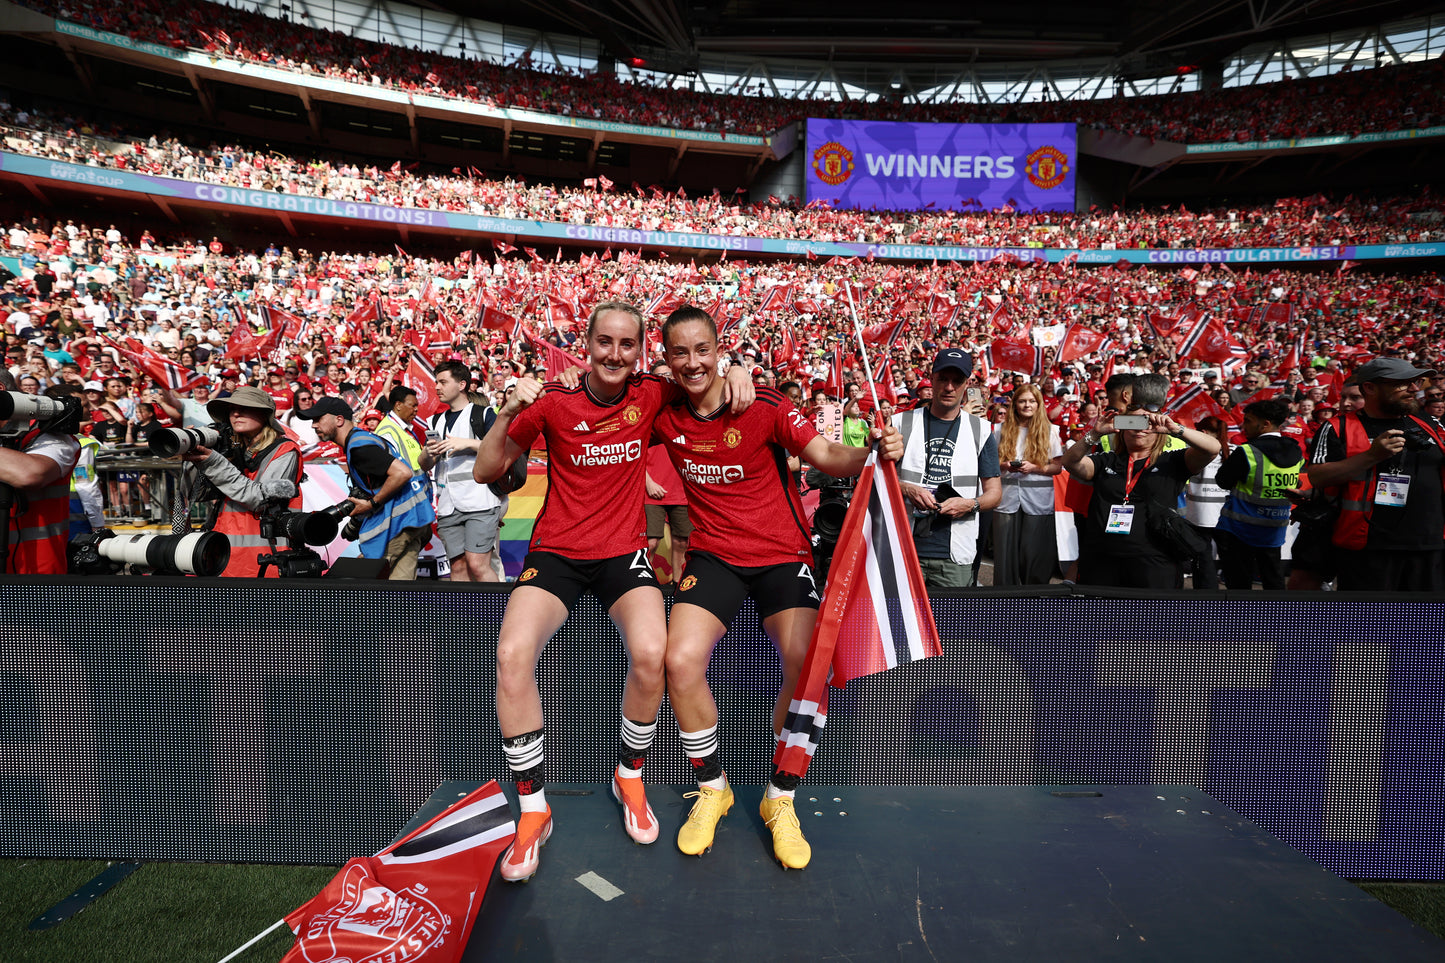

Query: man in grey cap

[891,348,1002,589]
[1306,357,1445,591]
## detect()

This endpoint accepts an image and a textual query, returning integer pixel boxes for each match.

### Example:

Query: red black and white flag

[1174,311,1236,364]
[772,323,798,368]
[477,305,524,342]
[279,781,514,963]
[106,337,207,392]
[525,333,588,381]
[986,338,1045,378]
[860,314,908,350]
[1164,383,1230,428]
[1057,323,1110,363]
[403,351,445,419]
[758,283,796,314]
[774,443,939,780]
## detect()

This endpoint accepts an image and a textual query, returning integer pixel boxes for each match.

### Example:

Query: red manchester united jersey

[653,386,819,567]
[509,374,675,559]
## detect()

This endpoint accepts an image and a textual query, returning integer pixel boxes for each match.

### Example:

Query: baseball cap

[1346,358,1437,384]
[932,349,973,377]
[82,380,104,391]
[295,396,355,421]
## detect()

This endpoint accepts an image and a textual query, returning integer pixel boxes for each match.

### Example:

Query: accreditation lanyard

[1121,455,1149,505]
[1106,455,1149,535]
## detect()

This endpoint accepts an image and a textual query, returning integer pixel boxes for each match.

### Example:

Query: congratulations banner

[6,152,1443,264]
[805,119,1077,213]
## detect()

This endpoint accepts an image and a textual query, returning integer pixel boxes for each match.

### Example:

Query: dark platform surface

[417,783,1443,962]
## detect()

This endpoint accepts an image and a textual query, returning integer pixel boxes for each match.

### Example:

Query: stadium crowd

[3,103,1443,250]
[24,0,1445,141]
[3,206,1442,583]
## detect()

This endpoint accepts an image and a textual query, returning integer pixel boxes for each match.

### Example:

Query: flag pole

[842,282,884,418]
[215,918,287,963]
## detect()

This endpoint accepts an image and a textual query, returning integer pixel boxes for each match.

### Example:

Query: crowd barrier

[0,578,1439,880]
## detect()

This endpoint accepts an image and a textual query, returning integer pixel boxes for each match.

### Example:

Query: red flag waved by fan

[105,337,207,393]
[1057,323,1109,363]
[775,443,939,780]
[403,352,445,419]
[1174,312,1237,365]
[986,338,1045,379]
[758,283,795,314]
[525,333,588,380]
[1164,383,1231,428]
[268,781,515,963]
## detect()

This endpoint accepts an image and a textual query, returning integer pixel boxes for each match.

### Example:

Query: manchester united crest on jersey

[723,427,742,448]
[679,574,697,591]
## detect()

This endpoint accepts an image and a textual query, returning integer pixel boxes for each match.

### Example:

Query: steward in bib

[300,396,435,580]
[1214,398,1303,590]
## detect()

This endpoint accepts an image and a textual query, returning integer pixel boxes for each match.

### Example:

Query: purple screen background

[805,118,1077,213]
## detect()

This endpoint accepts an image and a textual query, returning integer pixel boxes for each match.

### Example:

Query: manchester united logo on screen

[1025,146,1069,189]
[812,141,854,186]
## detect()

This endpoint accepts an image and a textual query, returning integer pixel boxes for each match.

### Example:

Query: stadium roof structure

[430,0,1437,82]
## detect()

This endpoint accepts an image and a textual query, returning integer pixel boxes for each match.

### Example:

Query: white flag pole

[216,917,287,963]
[842,282,884,416]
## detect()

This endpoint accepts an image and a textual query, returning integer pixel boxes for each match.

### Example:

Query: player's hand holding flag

[774,423,941,781]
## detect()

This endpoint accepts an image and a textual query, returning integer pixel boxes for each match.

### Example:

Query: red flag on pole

[1174,312,1236,364]
[1164,384,1231,428]
[772,324,798,368]
[277,782,514,963]
[758,284,796,314]
[774,443,939,779]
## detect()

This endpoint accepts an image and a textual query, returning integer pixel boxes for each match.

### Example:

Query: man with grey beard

[1307,358,1445,591]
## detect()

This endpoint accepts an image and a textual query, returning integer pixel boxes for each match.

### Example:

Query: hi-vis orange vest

[212,439,303,577]
[1326,412,1445,551]
[7,428,80,574]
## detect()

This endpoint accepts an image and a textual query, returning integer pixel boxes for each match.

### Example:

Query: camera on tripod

[808,473,857,584]
[255,498,357,578]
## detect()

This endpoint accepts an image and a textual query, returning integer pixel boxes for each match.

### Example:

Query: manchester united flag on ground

[774,443,940,780]
[278,782,515,963]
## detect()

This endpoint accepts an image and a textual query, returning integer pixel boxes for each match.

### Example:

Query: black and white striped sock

[680,724,726,789]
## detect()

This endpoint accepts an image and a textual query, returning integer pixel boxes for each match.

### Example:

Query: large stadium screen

[805,119,1077,213]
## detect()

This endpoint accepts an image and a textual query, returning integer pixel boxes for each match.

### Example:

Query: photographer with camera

[1307,358,1445,592]
[0,372,81,574]
[179,386,303,578]
[301,396,435,580]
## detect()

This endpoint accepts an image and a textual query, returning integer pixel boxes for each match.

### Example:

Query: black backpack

[465,404,527,497]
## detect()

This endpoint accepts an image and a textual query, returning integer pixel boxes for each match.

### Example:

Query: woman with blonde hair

[992,384,1065,585]
[180,386,303,577]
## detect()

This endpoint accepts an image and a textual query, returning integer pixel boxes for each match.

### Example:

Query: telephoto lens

[149,425,224,457]
[90,530,231,576]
